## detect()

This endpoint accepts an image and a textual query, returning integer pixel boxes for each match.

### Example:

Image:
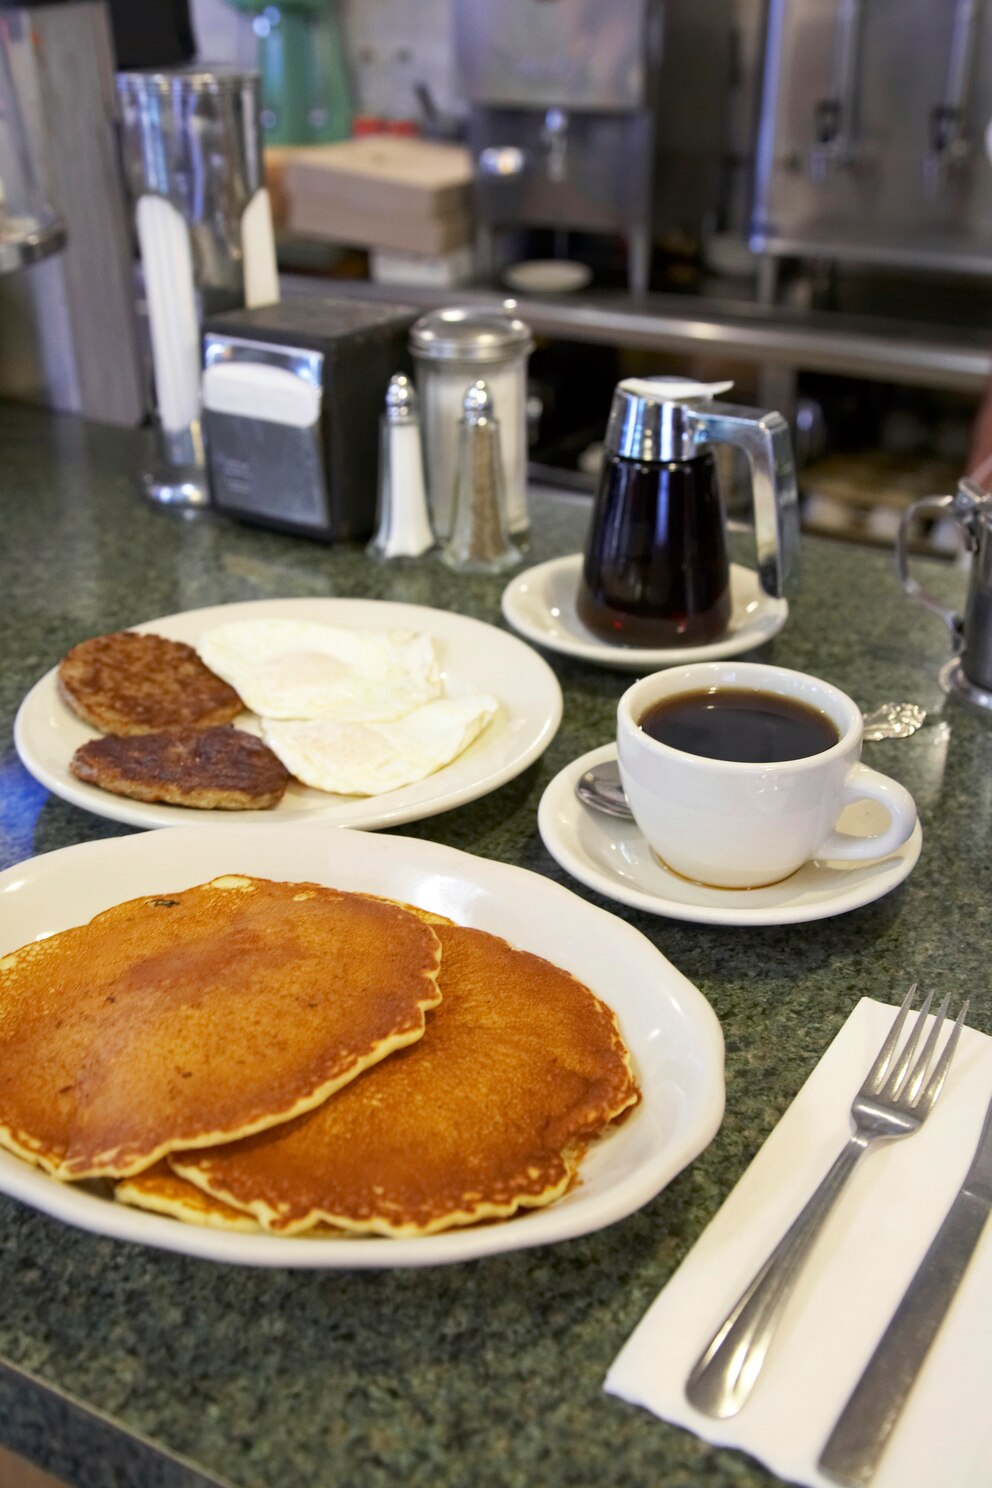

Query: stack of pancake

[0,875,638,1238]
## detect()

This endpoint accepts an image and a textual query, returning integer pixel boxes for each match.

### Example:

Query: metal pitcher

[895,477,992,710]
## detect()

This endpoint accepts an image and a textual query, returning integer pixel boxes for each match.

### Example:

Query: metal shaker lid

[604,377,733,462]
[384,373,420,422]
[461,379,497,424]
[410,307,533,364]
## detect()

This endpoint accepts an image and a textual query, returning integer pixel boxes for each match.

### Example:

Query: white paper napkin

[605,998,992,1488]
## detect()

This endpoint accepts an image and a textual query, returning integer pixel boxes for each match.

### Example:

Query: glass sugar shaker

[366,374,434,561]
[410,305,533,540]
[441,380,522,574]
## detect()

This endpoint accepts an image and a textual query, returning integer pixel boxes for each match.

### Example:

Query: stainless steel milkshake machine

[453,0,732,293]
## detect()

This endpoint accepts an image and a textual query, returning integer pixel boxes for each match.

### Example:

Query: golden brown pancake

[58,631,243,735]
[69,725,290,810]
[116,1161,262,1232]
[115,1165,361,1240]
[173,922,639,1236]
[0,876,442,1180]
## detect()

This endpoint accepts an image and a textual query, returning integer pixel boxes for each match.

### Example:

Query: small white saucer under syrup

[501,555,788,671]
[538,745,923,927]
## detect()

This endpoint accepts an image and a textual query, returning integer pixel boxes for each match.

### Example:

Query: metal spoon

[861,701,927,741]
[575,704,928,822]
[576,759,633,819]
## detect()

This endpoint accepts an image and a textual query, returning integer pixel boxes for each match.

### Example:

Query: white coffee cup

[616,661,918,890]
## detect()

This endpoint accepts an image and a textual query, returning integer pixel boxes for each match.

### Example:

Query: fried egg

[196,620,442,722]
[262,695,499,796]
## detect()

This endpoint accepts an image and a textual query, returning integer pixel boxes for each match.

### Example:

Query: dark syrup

[640,688,839,763]
[577,450,731,647]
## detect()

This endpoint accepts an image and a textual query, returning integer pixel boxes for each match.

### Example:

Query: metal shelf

[286,276,992,395]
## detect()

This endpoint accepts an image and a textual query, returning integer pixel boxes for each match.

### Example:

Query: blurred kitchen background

[2,0,992,558]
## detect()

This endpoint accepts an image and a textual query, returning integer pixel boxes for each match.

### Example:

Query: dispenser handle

[688,402,801,600]
[894,487,979,651]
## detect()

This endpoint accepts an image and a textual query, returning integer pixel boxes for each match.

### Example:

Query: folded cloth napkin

[605,998,992,1488]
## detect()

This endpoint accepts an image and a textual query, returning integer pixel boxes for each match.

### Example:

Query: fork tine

[880,987,935,1099]
[901,992,951,1103]
[864,983,917,1091]
[915,998,969,1115]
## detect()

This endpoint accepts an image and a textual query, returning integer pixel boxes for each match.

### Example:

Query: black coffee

[639,688,839,763]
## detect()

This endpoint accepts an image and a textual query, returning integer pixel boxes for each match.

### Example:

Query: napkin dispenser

[202,297,417,541]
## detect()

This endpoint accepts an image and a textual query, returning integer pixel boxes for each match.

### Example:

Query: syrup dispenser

[577,377,800,647]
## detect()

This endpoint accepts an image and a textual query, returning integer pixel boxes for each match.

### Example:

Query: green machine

[226,0,352,144]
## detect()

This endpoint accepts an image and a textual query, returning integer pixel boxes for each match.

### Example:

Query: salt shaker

[441,381,522,574]
[366,374,434,561]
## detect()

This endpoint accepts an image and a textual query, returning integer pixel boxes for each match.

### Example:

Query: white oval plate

[14,597,562,830]
[501,554,788,671]
[0,826,723,1268]
[539,744,923,928]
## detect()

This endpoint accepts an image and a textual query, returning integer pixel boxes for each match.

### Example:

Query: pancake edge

[114,1170,263,1233]
[169,1142,588,1238]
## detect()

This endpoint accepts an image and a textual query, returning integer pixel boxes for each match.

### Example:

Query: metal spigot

[808,0,866,182]
[923,106,972,195]
[921,0,981,196]
[541,107,568,184]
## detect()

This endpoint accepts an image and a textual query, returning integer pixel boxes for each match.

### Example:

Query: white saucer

[502,259,593,293]
[538,745,923,927]
[501,554,788,670]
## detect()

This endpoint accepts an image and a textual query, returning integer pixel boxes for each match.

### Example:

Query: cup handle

[815,764,918,862]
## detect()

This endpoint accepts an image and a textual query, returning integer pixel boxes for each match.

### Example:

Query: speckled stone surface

[0,402,989,1488]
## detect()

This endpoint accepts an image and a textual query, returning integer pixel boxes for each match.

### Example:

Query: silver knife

[819,1081,992,1487]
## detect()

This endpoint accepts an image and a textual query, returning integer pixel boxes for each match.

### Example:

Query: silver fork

[685,985,968,1420]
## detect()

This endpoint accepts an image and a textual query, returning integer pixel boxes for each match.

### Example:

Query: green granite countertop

[0,402,989,1488]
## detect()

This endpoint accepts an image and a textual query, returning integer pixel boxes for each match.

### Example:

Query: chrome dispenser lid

[605,377,733,462]
[410,307,533,363]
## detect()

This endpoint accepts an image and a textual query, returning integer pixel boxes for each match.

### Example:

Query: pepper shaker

[366,374,434,561]
[441,381,522,574]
